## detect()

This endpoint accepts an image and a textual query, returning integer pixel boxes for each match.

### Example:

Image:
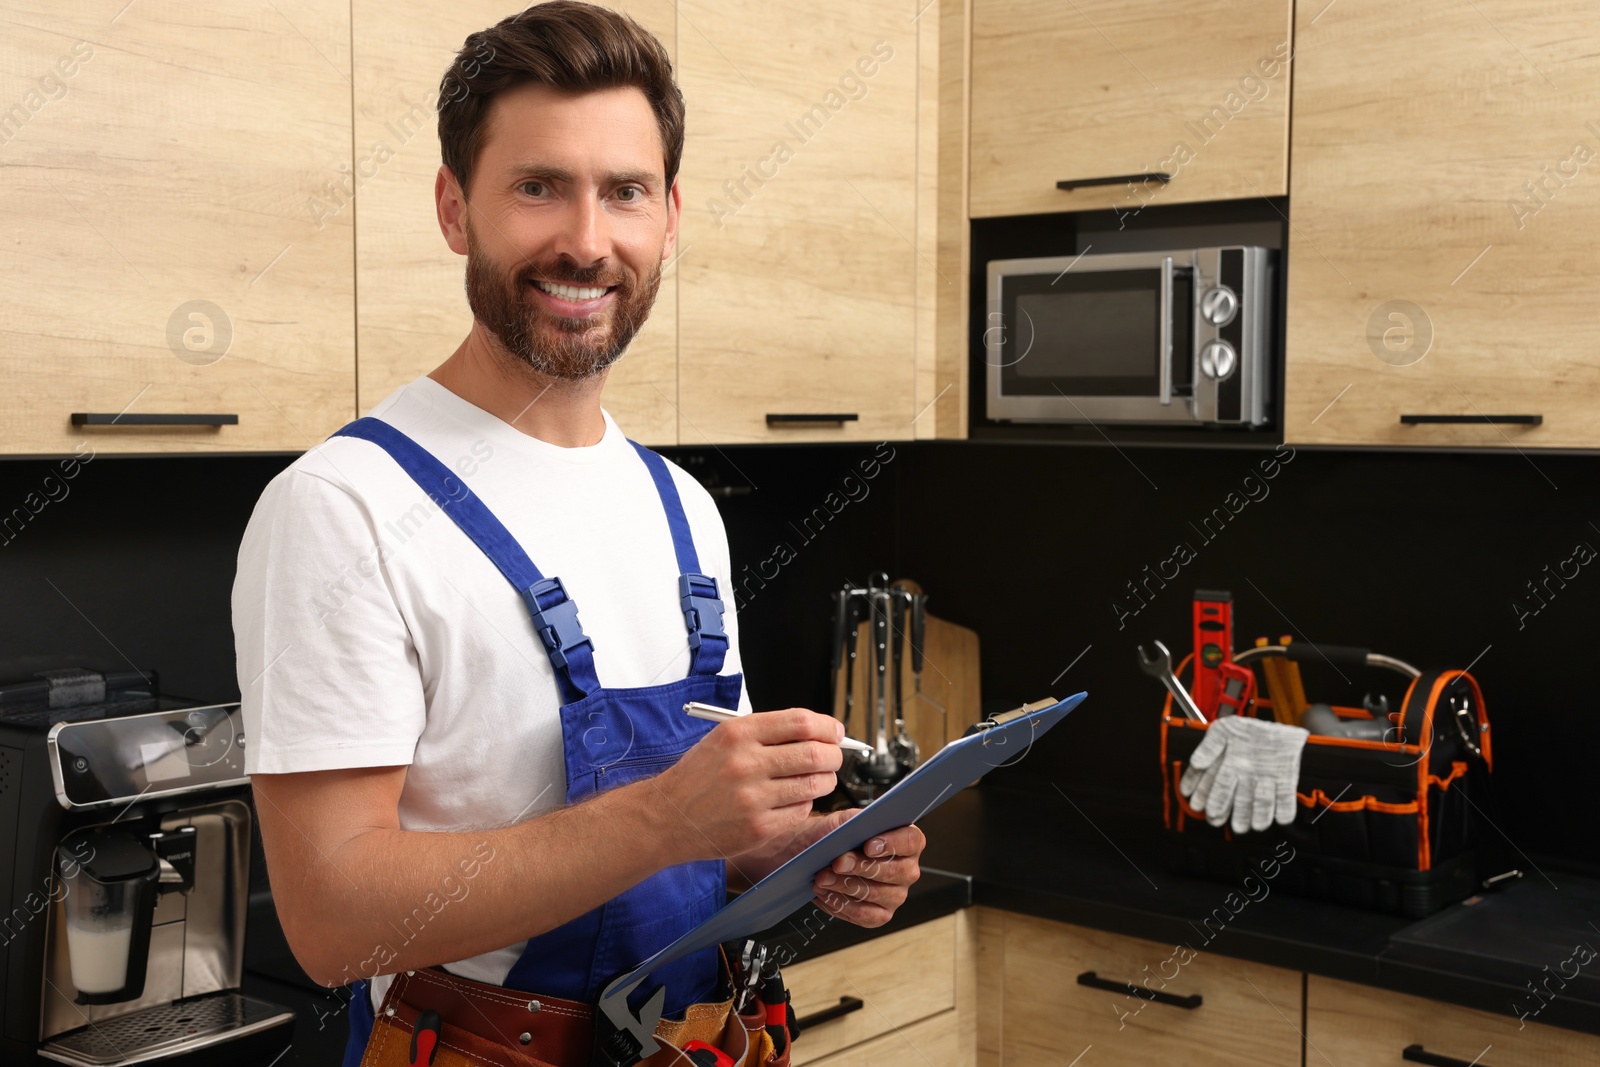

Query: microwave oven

[984,246,1274,426]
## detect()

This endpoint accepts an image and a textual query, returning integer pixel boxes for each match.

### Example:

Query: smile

[532,279,613,301]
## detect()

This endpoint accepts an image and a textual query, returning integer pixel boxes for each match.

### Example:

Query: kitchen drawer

[783,914,957,1065]
[992,911,1300,1067]
[800,1009,962,1067]
[1307,975,1600,1066]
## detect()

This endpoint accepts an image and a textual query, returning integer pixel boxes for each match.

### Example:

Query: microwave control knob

[1200,285,1239,327]
[1199,339,1238,382]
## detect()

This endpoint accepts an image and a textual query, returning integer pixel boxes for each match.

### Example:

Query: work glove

[1178,716,1310,833]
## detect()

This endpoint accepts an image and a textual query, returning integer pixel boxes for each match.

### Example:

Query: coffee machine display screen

[140,739,194,782]
[47,703,248,809]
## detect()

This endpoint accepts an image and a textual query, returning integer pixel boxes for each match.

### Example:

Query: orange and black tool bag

[1159,647,1495,918]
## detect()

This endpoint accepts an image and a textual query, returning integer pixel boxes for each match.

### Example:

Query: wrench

[1136,640,1208,723]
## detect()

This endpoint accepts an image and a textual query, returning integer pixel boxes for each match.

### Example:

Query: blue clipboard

[598,692,1085,1027]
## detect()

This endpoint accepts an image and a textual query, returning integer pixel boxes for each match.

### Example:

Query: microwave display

[986,247,1271,426]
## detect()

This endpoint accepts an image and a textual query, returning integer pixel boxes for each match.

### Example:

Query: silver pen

[684,701,875,754]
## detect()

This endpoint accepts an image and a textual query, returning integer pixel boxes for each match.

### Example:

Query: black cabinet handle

[1057,172,1171,191]
[1076,971,1202,1009]
[1404,1044,1498,1067]
[765,413,859,426]
[793,995,864,1030]
[72,413,239,426]
[1399,414,1542,426]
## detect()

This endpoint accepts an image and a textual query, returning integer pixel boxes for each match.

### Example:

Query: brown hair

[437,1,685,201]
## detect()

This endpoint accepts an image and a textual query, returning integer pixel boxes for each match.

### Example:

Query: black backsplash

[0,454,293,701]
[2,439,1593,872]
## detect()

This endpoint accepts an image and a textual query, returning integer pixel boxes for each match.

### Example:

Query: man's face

[445,83,678,380]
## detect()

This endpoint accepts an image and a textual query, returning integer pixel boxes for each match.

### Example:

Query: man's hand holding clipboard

[596,692,1087,1059]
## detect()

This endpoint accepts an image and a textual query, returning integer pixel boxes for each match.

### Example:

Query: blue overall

[333,417,739,1067]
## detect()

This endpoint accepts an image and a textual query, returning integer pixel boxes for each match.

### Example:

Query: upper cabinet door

[1284,0,1600,448]
[352,0,680,445]
[0,1,355,454]
[969,0,1293,219]
[675,0,922,444]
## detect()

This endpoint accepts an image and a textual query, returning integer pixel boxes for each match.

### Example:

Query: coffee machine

[0,668,293,1065]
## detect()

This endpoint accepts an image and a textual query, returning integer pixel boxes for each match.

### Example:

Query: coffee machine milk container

[0,670,292,1065]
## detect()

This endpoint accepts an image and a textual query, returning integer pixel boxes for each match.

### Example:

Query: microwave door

[986,253,1196,423]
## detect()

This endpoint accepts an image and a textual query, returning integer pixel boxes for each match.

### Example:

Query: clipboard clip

[963,696,1059,737]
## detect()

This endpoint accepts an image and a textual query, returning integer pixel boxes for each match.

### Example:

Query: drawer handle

[1399,414,1542,426]
[765,413,859,426]
[1076,971,1202,1010]
[72,413,239,427]
[793,995,864,1030]
[1056,172,1171,191]
[1403,1044,1499,1067]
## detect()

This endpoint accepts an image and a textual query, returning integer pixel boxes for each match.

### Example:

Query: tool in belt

[332,418,764,1067]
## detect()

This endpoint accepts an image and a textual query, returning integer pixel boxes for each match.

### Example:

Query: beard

[463,223,662,381]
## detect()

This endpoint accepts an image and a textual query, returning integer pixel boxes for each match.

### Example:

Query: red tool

[682,1039,736,1067]
[761,972,791,1056]
[1215,661,1257,717]
[409,1009,442,1067]
[1191,590,1235,716]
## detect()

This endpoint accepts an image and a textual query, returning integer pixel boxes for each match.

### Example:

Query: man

[231,3,925,1065]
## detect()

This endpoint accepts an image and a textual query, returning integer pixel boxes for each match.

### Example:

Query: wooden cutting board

[830,580,981,761]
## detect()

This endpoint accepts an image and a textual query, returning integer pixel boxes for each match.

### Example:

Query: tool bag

[1159,650,1495,918]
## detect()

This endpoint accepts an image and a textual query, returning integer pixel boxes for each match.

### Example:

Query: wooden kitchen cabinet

[2,0,944,454]
[674,0,924,444]
[1284,0,1600,448]
[969,0,1293,219]
[351,0,680,444]
[981,910,1301,1066]
[783,913,959,1065]
[803,1011,963,1067]
[1306,975,1600,1066]
[0,1,356,454]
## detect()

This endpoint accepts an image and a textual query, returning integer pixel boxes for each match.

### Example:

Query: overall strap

[627,441,729,676]
[331,418,600,704]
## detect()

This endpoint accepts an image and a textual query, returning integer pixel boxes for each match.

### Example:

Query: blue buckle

[521,577,593,670]
[679,573,726,652]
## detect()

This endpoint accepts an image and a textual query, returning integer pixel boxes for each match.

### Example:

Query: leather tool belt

[359,957,792,1067]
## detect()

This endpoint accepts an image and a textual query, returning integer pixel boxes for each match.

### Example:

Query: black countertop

[916,784,1600,1037]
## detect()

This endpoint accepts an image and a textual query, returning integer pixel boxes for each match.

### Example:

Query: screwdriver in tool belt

[683,702,875,753]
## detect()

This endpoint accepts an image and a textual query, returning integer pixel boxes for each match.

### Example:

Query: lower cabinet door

[802,1010,961,1067]
[1306,975,1600,1067]
[784,914,957,1065]
[993,912,1301,1067]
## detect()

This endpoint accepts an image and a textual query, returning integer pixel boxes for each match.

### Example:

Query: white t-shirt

[231,375,749,1004]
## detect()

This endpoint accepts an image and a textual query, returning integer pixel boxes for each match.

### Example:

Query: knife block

[829,579,982,763]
